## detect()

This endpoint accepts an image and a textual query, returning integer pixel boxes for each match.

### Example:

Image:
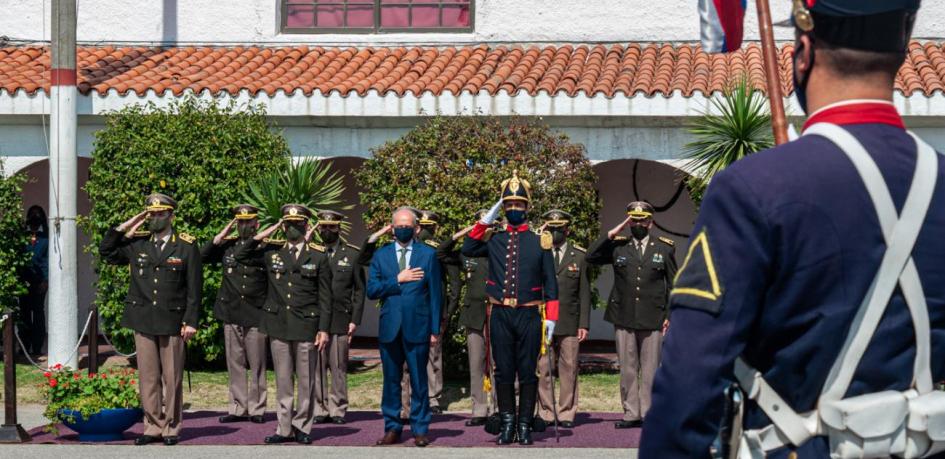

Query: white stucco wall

[2,0,942,46]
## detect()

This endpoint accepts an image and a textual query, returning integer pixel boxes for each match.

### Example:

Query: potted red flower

[42,365,143,441]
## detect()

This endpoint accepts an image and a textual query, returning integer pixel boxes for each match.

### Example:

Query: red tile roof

[1,42,943,98]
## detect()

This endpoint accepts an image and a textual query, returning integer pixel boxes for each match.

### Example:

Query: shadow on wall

[588,158,697,341]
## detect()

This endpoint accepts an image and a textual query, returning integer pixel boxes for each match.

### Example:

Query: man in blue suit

[367,206,442,447]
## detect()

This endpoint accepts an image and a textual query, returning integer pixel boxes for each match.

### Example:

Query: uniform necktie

[555,248,562,267]
[328,247,334,260]
[289,246,298,260]
[399,248,407,270]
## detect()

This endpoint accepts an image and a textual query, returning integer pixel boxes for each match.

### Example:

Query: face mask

[505,209,527,226]
[284,224,305,242]
[417,227,434,242]
[394,226,415,244]
[630,225,649,240]
[237,224,256,240]
[149,216,170,233]
[551,229,567,246]
[319,230,339,245]
[793,39,815,114]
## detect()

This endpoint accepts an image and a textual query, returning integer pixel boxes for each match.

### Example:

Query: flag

[699,0,748,53]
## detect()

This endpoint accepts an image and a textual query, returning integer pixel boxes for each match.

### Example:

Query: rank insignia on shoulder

[572,244,586,253]
[345,243,361,251]
[613,235,629,242]
[670,229,723,315]
[309,243,326,252]
[264,238,286,245]
[424,239,439,248]
[658,236,675,246]
[540,231,553,250]
[224,235,238,241]
[178,233,196,244]
[132,230,150,238]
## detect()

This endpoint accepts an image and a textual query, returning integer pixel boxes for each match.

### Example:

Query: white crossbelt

[733,123,941,459]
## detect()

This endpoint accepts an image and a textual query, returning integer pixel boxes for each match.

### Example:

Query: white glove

[544,320,556,343]
[480,199,503,225]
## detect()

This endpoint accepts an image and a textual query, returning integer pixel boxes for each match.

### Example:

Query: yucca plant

[242,158,351,237]
[683,77,775,205]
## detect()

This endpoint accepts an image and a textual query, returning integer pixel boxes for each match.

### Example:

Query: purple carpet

[28,411,640,448]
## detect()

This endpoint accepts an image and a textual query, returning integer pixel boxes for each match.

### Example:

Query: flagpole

[756,0,789,145]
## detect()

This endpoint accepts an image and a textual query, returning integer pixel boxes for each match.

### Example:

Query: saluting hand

[368,224,392,243]
[118,210,149,236]
[254,218,284,241]
[304,221,318,241]
[452,225,475,241]
[213,218,237,245]
[607,216,633,240]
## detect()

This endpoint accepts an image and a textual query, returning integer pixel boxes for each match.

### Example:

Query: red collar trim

[803,101,904,131]
[507,223,530,232]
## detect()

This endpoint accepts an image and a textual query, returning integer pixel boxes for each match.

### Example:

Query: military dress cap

[786,0,920,52]
[145,193,176,212]
[316,210,344,226]
[542,209,572,227]
[418,210,440,226]
[500,170,532,203]
[280,204,313,221]
[627,201,655,220]
[231,203,260,220]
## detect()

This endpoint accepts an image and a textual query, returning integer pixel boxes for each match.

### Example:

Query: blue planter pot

[59,408,143,442]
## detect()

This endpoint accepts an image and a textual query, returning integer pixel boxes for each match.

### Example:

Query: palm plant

[242,158,351,234]
[683,77,775,205]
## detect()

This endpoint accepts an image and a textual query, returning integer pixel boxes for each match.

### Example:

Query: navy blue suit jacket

[367,241,443,344]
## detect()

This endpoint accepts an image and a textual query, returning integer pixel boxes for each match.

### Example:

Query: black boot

[517,383,538,445]
[496,383,517,445]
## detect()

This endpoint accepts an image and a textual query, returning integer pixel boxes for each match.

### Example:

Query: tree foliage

[0,160,30,311]
[355,115,601,378]
[84,97,289,364]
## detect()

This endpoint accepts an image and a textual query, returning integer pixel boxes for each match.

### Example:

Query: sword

[711,382,744,459]
[546,340,560,443]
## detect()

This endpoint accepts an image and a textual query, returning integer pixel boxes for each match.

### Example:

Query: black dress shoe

[249,415,265,424]
[560,420,575,428]
[375,430,401,446]
[264,434,294,444]
[413,434,430,447]
[615,419,643,429]
[430,406,443,415]
[294,430,312,444]
[314,415,330,424]
[465,416,487,427]
[134,435,161,446]
[218,414,248,423]
[331,416,346,425]
[163,436,179,446]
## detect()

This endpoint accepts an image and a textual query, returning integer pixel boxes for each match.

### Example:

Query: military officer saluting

[437,209,499,426]
[201,204,268,425]
[536,210,591,429]
[399,209,459,417]
[462,172,559,446]
[586,200,676,429]
[642,1,945,458]
[99,193,201,446]
[235,204,332,445]
[312,210,366,425]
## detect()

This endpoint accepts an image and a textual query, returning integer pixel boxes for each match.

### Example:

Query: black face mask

[319,230,339,245]
[237,224,256,240]
[149,216,171,233]
[630,225,649,240]
[284,224,305,242]
[417,227,435,242]
[505,209,527,226]
[394,226,415,244]
[793,37,815,114]
[551,229,567,246]
[27,216,43,232]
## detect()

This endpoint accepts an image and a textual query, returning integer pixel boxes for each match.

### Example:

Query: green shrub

[84,97,289,365]
[0,160,29,312]
[355,115,601,379]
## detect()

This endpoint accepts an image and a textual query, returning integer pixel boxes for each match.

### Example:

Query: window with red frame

[283,0,473,33]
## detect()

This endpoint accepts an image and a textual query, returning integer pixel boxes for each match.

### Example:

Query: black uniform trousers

[490,306,541,386]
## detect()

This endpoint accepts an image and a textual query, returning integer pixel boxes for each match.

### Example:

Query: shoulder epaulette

[178,233,196,244]
[658,236,675,246]
[309,242,326,252]
[424,239,439,248]
[613,235,629,242]
[131,230,150,238]
[223,235,238,241]
[264,238,286,246]
[345,243,361,251]
[572,245,586,253]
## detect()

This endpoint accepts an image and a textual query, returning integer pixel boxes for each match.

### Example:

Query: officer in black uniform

[462,171,559,446]
[437,209,499,426]
[202,204,268,425]
[99,193,201,446]
[537,209,591,428]
[234,204,331,445]
[586,200,676,429]
[312,210,366,425]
